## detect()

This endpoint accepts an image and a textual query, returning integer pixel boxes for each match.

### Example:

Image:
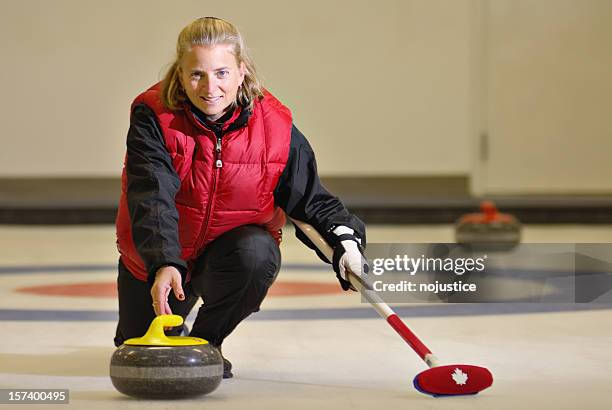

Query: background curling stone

[110,314,223,399]
[455,200,521,250]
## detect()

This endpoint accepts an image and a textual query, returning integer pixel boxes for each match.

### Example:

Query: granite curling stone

[110,315,223,399]
[455,200,521,250]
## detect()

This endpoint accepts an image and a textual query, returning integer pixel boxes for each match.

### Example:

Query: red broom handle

[386,314,432,360]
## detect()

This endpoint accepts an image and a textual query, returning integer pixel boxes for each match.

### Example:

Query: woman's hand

[150,266,185,316]
[331,226,368,291]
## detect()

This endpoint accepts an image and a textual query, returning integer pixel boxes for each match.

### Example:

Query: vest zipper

[195,136,223,253]
[215,136,223,168]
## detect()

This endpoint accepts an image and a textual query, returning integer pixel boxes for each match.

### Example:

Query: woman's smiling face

[180,44,245,121]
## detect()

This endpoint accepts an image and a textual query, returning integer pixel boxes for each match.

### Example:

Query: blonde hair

[161,17,264,111]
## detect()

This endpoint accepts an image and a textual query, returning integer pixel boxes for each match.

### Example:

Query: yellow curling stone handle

[124,314,208,346]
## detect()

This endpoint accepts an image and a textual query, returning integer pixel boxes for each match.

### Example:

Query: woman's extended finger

[163,299,173,316]
[152,300,161,316]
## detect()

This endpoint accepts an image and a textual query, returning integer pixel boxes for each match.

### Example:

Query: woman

[114,17,366,379]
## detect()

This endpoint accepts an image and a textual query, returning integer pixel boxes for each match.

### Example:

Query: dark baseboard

[1,177,612,224]
[350,203,612,224]
[0,208,118,225]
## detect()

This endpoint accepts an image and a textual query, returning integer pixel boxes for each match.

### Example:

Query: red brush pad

[413,365,493,396]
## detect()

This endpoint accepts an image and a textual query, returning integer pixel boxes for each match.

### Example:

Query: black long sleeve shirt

[125,103,365,282]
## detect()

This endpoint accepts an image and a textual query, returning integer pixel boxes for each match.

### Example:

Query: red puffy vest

[116,83,292,282]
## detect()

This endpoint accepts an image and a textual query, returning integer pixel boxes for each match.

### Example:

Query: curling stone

[455,200,521,250]
[110,315,223,399]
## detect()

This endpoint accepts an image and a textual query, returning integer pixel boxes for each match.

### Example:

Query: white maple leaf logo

[451,368,468,385]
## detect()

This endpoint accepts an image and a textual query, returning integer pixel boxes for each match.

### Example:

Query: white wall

[5,0,610,195]
[480,0,612,194]
[0,0,473,177]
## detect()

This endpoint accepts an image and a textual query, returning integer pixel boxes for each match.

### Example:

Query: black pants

[114,225,281,347]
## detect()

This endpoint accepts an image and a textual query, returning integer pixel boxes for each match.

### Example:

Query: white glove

[332,226,366,291]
